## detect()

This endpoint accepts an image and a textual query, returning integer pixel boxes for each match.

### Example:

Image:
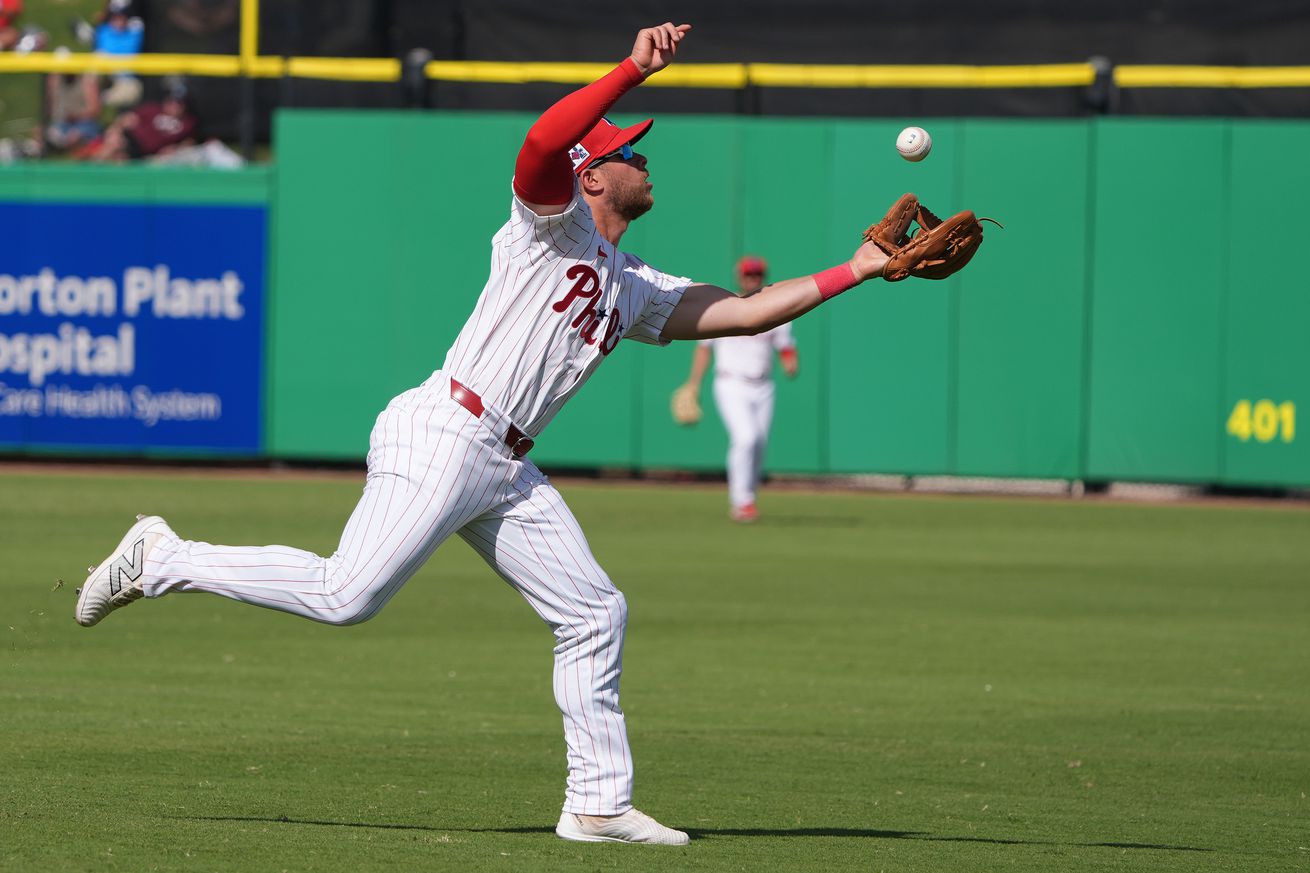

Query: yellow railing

[4,53,1310,89]
[1113,65,1310,89]
[0,53,243,76]
[746,63,1098,89]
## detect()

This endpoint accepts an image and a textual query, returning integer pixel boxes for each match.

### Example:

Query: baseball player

[75,22,897,846]
[680,255,798,522]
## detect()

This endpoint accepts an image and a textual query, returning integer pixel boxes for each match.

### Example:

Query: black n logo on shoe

[109,539,146,596]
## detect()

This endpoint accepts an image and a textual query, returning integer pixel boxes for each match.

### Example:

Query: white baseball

[896,126,932,162]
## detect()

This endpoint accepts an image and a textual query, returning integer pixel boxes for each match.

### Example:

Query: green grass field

[2,468,1307,872]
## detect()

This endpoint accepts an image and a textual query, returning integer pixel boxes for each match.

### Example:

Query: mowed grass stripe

[1,470,1306,872]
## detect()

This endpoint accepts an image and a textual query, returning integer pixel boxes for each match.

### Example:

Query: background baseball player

[678,255,798,522]
[74,20,983,846]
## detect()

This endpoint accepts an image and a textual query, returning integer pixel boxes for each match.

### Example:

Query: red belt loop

[449,378,484,417]
[449,378,534,458]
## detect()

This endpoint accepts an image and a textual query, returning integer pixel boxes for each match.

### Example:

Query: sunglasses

[589,143,633,168]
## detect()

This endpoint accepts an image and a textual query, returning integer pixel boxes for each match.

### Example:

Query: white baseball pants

[142,373,634,816]
[712,376,775,509]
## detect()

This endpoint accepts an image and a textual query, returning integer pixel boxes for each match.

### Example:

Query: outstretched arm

[514,23,691,215]
[661,241,890,341]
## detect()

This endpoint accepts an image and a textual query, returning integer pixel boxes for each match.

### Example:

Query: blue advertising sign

[0,202,265,453]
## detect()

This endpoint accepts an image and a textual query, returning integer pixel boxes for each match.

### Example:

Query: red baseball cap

[736,255,768,276]
[570,116,654,174]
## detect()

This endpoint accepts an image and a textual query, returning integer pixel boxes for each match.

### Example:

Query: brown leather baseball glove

[670,383,702,426]
[864,193,995,282]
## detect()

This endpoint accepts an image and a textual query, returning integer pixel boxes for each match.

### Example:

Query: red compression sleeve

[513,58,645,206]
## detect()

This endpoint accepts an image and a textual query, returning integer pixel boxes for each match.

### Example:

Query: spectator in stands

[147,138,245,168]
[0,0,22,51]
[84,82,199,162]
[44,71,103,154]
[94,5,144,55]
[74,0,145,43]
[92,1,145,107]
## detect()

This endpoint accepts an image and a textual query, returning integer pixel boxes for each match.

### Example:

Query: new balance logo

[109,539,146,596]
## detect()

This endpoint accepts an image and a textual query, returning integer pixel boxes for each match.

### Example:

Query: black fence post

[403,48,433,109]
[1085,55,1117,115]
[239,74,255,159]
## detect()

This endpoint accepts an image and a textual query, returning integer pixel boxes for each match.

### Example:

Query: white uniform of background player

[683,256,798,522]
[75,22,899,847]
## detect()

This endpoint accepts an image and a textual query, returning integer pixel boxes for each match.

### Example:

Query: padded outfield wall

[1,116,1307,487]
[267,112,1310,488]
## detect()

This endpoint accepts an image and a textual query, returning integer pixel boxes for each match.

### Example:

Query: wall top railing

[4,53,1310,89]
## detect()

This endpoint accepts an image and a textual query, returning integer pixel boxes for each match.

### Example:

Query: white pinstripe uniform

[700,323,795,509]
[141,185,690,816]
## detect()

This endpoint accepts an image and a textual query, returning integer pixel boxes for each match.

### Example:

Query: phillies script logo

[552,264,623,355]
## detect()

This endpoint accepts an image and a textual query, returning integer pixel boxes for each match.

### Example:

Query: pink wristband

[813,263,860,300]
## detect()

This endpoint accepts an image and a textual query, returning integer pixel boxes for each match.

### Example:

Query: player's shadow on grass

[178,816,1210,852]
[680,827,1211,852]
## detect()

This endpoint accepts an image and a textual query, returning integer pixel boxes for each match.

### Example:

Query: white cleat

[75,515,174,627]
[555,809,689,845]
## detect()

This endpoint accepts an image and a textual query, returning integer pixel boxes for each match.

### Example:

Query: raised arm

[513,23,691,215]
[661,241,890,341]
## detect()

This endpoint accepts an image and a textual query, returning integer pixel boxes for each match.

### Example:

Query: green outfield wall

[267,112,1310,488]
[3,117,1307,487]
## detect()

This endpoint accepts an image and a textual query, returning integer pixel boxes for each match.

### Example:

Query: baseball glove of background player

[671,383,702,426]
[864,193,995,282]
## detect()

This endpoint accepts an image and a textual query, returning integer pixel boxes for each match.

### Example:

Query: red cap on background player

[736,255,768,277]
[570,116,654,174]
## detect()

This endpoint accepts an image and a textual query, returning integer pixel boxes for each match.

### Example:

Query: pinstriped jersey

[442,187,690,436]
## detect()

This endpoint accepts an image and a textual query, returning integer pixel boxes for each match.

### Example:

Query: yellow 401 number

[1226,400,1295,443]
